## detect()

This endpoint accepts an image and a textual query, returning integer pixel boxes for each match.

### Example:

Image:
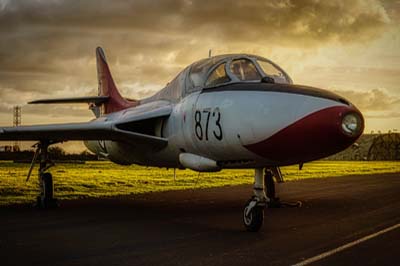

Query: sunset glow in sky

[0,0,399,151]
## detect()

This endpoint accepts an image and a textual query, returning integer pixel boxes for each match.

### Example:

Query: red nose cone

[244,105,364,165]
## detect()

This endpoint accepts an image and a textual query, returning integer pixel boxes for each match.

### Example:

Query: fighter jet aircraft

[0,47,364,232]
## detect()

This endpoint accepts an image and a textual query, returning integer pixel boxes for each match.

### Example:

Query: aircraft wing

[0,121,113,141]
[0,102,172,149]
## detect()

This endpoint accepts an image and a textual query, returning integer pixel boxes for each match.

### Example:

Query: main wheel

[243,200,264,232]
[37,172,58,209]
[42,172,53,199]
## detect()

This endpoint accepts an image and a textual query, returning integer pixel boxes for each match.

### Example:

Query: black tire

[243,201,264,232]
[42,172,53,199]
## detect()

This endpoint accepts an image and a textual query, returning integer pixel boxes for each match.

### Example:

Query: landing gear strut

[243,168,267,232]
[265,168,282,208]
[27,141,58,208]
[243,167,294,232]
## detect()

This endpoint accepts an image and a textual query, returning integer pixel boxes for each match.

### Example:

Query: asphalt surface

[1,173,400,266]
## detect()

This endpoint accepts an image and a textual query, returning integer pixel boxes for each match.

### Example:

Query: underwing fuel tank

[83,140,132,165]
[83,140,99,154]
[179,153,221,172]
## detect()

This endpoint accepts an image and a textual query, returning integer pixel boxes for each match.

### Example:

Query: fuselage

[85,54,364,169]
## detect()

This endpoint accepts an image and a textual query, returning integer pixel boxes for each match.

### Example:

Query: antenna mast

[13,106,21,152]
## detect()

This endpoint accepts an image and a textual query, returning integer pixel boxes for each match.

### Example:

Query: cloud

[366,111,400,119]
[1,0,390,39]
[0,0,392,89]
[333,88,400,112]
[0,0,391,64]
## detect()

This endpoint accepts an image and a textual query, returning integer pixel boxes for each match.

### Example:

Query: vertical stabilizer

[96,47,138,114]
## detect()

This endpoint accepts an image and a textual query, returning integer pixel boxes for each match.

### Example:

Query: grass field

[0,161,399,206]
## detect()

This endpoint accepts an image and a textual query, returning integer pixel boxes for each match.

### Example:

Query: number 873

[194,107,223,141]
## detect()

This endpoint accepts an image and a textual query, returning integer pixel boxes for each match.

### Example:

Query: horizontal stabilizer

[28,96,110,105]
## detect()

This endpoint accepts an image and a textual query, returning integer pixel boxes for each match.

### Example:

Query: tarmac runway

[1,173,400,266]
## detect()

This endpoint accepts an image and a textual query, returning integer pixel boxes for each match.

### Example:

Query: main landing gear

[27,141,58,209]
[243,167,295,232]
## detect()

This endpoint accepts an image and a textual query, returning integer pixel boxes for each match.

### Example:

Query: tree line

[0,146,98,161]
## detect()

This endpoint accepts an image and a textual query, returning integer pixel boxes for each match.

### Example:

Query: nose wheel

[243,168,268,232]
[243,196,266,232]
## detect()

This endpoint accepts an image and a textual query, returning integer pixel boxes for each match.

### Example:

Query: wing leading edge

[0,121,167,148]
[0,103,173,150]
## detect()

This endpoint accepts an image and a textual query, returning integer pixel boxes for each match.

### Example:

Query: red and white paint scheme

[0,48,364,232]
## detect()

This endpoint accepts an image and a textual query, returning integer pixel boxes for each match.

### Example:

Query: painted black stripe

[201,83,350,105]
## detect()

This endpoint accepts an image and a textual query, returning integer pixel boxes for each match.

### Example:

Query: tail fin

[96,47,138,114]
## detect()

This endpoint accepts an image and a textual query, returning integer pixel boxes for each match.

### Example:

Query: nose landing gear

[243,167,289,232]
[243,168,268,232]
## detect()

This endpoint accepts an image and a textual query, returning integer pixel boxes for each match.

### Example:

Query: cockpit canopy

[188,54,292,93]
[142,54,293,103]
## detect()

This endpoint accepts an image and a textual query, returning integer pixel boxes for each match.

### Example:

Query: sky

[0,0,399,152]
